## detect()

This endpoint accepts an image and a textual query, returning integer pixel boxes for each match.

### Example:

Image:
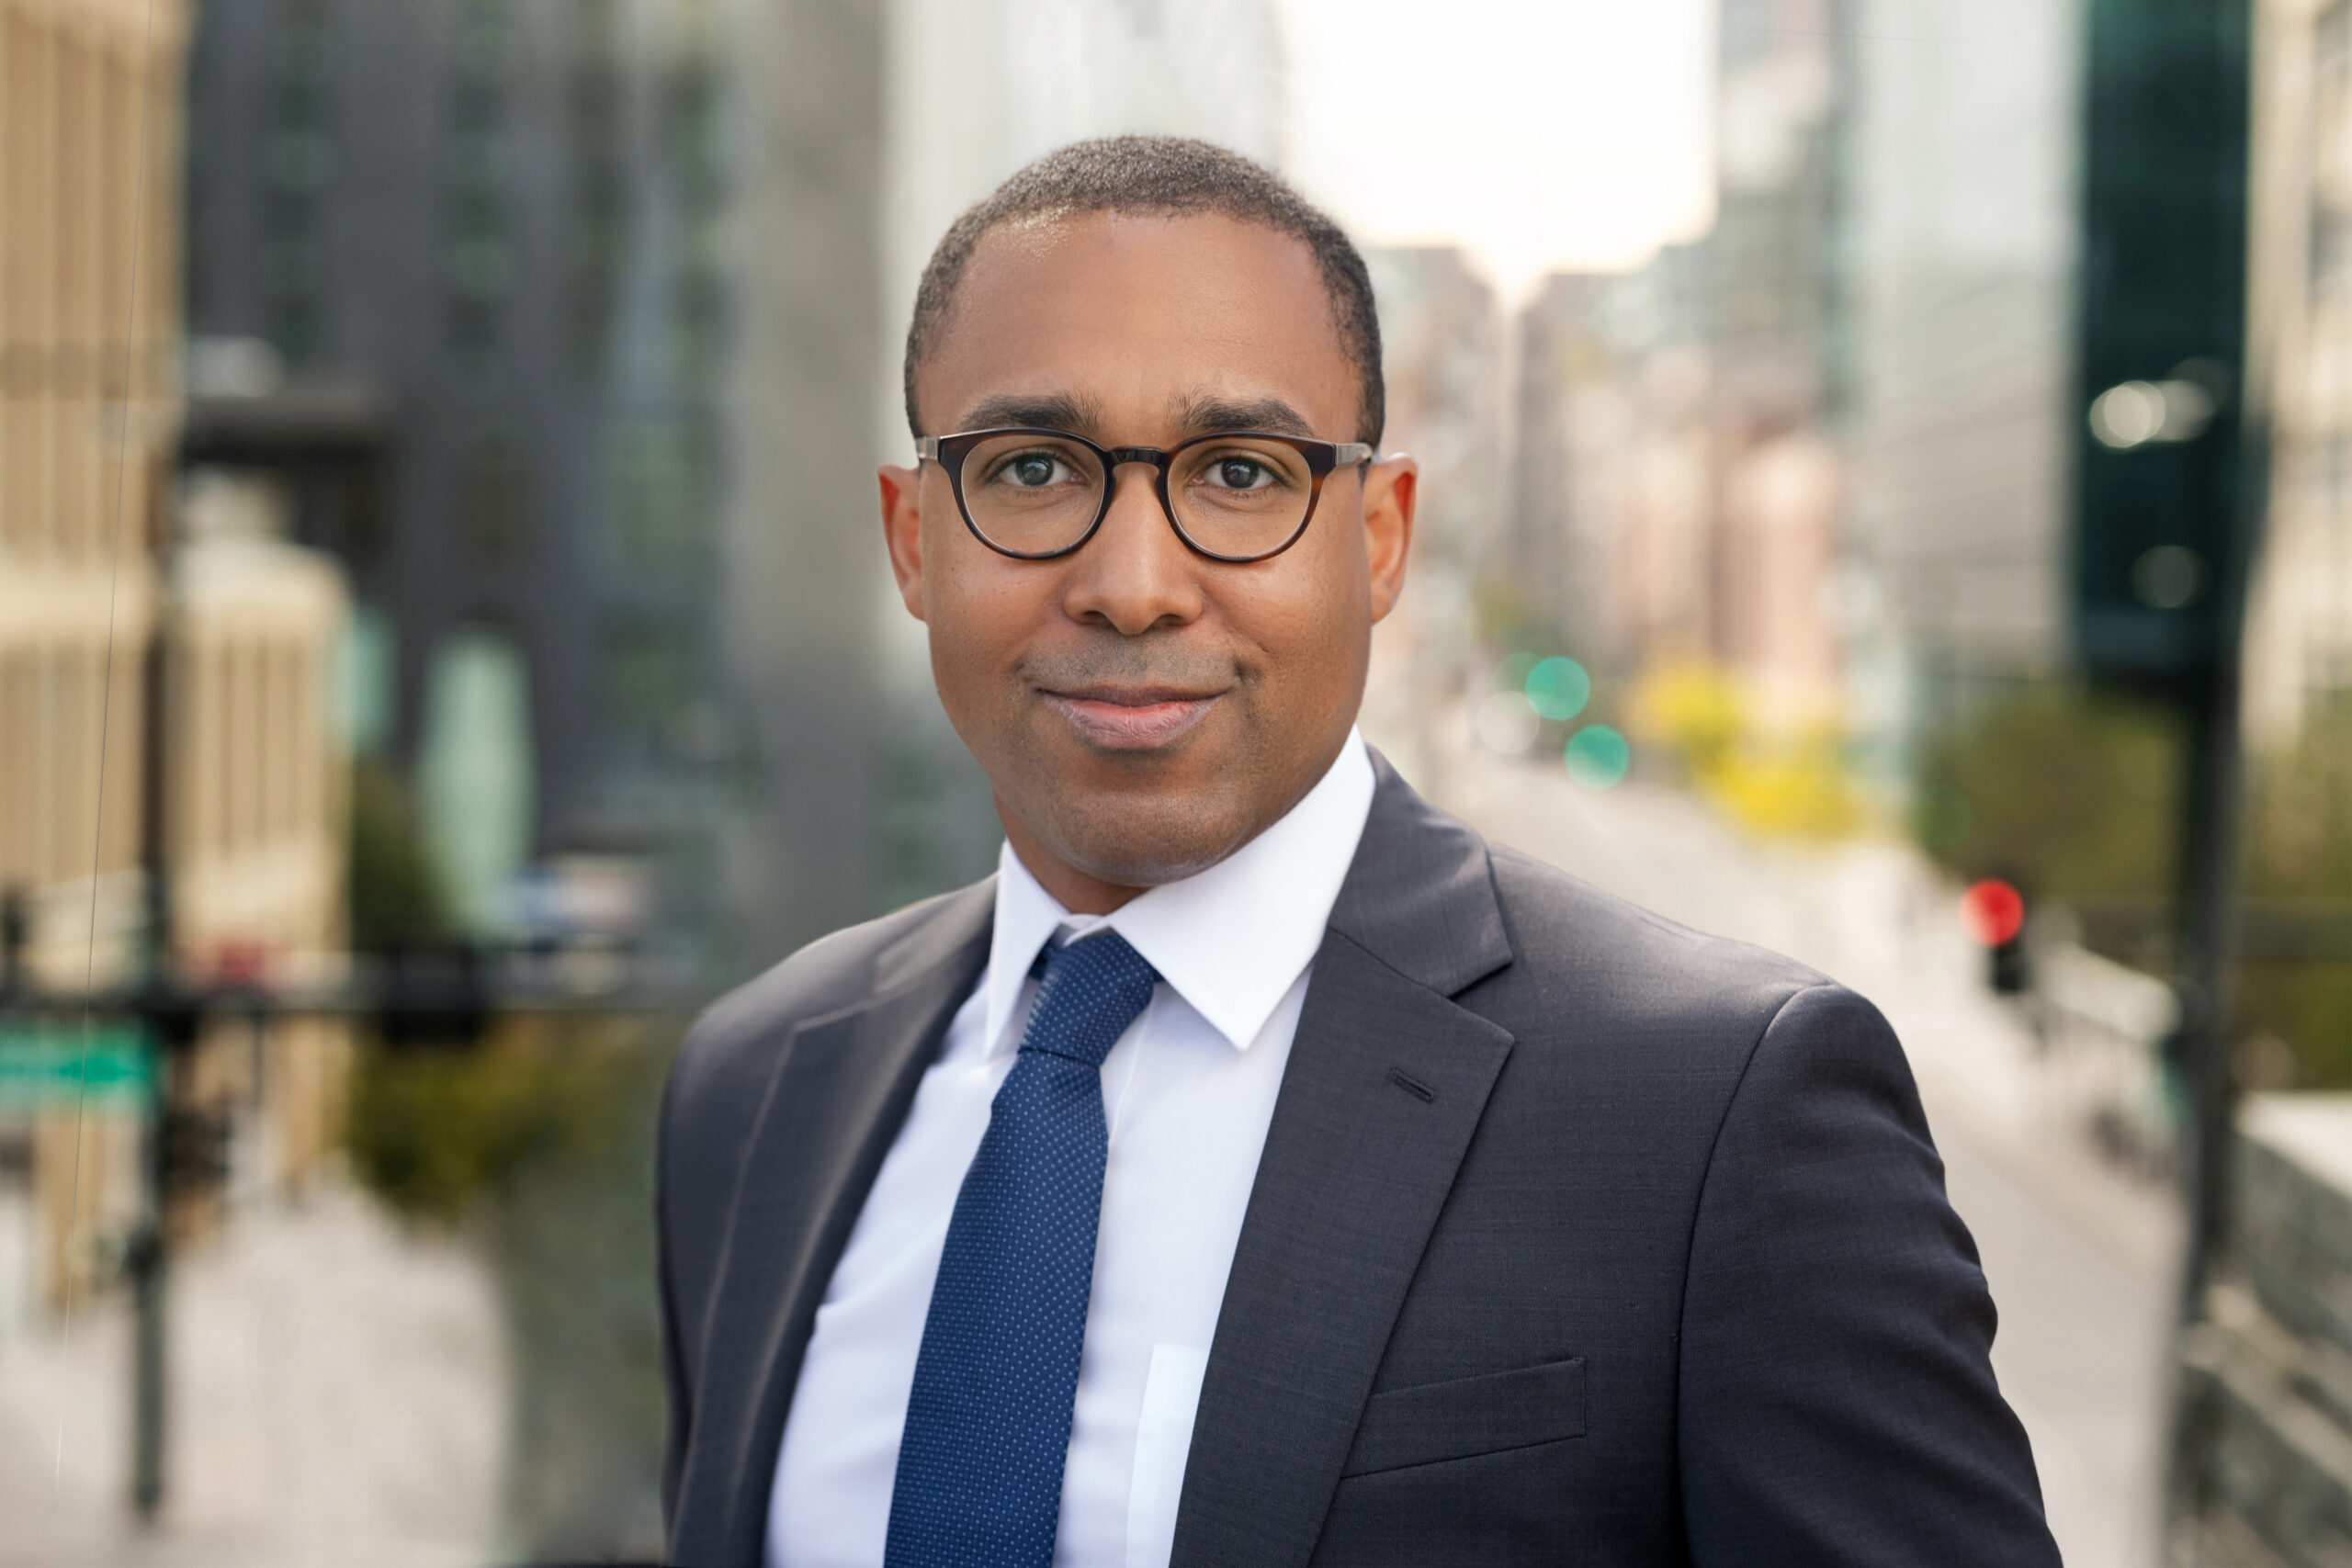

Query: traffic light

[2073,0,2253,686]
[1962,878,2031,997]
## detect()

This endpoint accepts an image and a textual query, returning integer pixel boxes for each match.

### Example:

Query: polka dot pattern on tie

[883,931,1160,1568]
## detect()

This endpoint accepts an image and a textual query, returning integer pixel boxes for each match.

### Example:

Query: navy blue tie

[884,931,1160,1568]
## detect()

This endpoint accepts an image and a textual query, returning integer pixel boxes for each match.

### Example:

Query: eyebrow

[956,391,1105,434]
[1171,393,1316,438]
[949,389,1319,441]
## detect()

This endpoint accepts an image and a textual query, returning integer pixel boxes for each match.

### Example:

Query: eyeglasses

[915,426,1376,564]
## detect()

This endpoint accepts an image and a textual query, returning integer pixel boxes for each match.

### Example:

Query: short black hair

[903,135,1385,446]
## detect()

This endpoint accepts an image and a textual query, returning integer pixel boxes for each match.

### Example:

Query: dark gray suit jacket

[658,757,2060,1567]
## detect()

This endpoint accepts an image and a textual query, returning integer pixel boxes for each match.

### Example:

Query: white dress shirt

[767,730,1376,1568]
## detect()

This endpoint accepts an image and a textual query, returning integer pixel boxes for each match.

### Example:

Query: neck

[998,807,1146,916]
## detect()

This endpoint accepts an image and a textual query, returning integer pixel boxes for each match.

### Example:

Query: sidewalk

[0,1178,504,1568]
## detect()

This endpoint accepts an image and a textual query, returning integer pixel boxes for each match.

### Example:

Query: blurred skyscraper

[187,0,729,931]
[1373,249,1504,575]
[1510,253,1713,671]
[1,0,181,975]
[183,0,897,970]
[1706,0,1849,721]
[2,0,351,1322]
[1846,0,2085,736]
[1507,0,2096,757]
[2248,0,2352,745]
[713,0,889,964]
[2,0,187,1328]
[1507,0,1851,724]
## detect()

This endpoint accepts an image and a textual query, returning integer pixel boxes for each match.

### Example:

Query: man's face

[881,211,1415,906]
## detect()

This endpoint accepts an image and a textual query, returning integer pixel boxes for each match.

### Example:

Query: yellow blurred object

[1630,660,1868,840]
[1631,660,1744,773]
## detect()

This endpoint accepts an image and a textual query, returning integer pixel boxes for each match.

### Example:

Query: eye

[989,451,1075,489]
[1202,456,1276,491]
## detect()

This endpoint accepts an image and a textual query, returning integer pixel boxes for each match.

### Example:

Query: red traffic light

[1961,879,2027,948]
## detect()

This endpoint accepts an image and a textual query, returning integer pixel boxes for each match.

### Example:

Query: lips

[1042,685,1222,750]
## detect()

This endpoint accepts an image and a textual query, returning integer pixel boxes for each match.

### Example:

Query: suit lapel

[673,890,991,1568]
[1169,757,1517,1568]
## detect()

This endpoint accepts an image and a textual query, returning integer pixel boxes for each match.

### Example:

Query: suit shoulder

[1480,840,1838,1041]
[666,879,992,1125]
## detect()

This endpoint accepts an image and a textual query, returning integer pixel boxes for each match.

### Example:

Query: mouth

[1041,684,1225,750]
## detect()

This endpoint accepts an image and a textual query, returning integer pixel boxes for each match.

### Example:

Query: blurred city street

[6,0,2348,1558]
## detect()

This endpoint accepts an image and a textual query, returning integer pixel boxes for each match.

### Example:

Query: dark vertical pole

[129,1093,166,1522]
[2163,407,2267,1524]
[2171,408,2265,1327]
[2167,669,2242,1322]
[2073,1,2263,1536]
[129,570,174,1522]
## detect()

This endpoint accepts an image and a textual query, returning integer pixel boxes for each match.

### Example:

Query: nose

[1058,462,1204,636]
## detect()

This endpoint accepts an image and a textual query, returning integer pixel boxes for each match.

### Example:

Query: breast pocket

[1340,1356,1586,1478]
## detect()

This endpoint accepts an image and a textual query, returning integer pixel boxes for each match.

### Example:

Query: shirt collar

[980,728,1376,1057]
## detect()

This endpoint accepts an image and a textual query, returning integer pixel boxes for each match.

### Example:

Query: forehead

[919,210,1357,437]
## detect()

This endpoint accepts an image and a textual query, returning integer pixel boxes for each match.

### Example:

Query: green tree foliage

[2239,700,2352,1087]
[2246,698,2352,899]
[347,760,455,951]
[344,1017,661,1226]
[1912,682,2182,906]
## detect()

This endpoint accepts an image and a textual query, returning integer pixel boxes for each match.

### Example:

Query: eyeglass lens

[957,433,1316,558]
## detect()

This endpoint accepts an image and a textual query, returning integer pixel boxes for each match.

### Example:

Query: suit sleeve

[1676,983,2061,1567]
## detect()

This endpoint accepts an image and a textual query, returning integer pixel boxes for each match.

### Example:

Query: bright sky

[1276,0,1717,304]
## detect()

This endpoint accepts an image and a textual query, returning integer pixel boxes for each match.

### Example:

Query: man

[659,137,2059,1568]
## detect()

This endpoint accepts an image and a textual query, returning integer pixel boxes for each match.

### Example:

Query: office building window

[455,428,531,568]
[603,620,687,730]
[262,0,335,365]
[567,0,626,375]
[609,417,713,577]
[442,0,520,372]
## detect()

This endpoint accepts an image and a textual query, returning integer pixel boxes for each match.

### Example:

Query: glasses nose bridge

[1097,446,1175,526]
[1104,445,1171,473]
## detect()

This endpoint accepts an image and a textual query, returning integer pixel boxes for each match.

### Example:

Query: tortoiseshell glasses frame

[915,426,1377,564]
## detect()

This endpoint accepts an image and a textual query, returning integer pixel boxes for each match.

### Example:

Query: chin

[1043,794,1255,889]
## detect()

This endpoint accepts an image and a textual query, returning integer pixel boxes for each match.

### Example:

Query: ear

[1360,454,1417,623]
[879,463,926,621]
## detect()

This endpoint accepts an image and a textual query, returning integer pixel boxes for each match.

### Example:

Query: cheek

[1253,524,1369,668]
[1220,568,1368,705]
[922,540,1057,687]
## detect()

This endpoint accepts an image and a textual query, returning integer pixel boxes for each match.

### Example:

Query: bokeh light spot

[1475,689,1543,755]
[1960,878,2027,947]
[1524,655,1591,721]
[1564,724,1631,788]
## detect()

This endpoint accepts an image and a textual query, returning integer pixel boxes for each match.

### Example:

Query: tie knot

[1020,931,1159,1069]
